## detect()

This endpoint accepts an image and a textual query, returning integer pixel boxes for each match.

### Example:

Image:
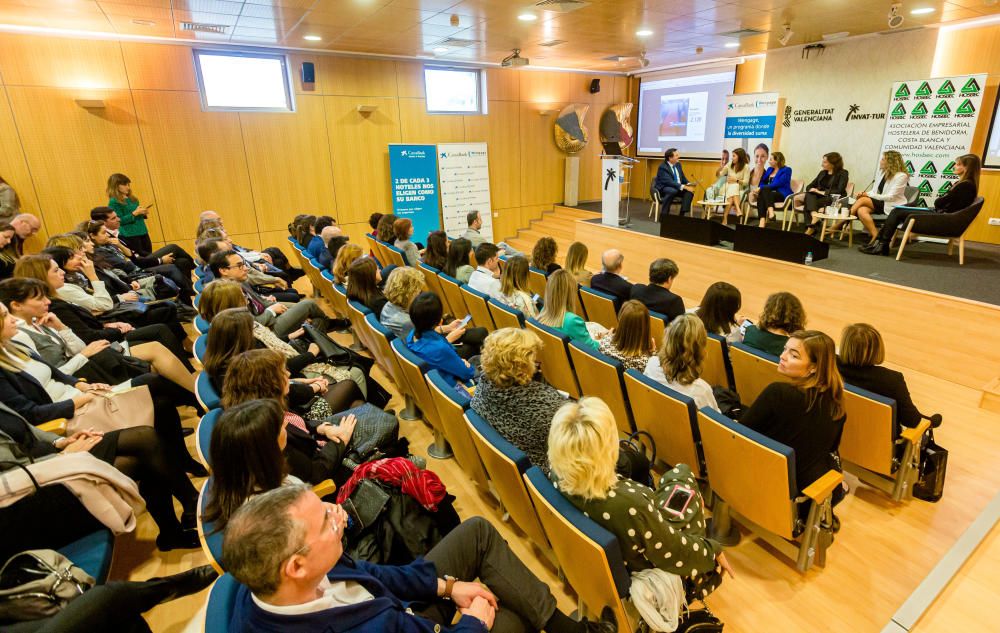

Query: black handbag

[302,323,375,374]
[913,429,947,502]
[675,607,724,632]
[617,430,656,487]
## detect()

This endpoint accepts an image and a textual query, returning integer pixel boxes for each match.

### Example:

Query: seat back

[648,310,668,347]
[346,300,374,352]
[578,286,619,330]
[391,338,442,434]
[525,318,581,398]
[327,277,349,318]
[383,243,407,268]
[204,574,241,633]
[703,333,734,389]
[56,529,114,584]
[487,297,525,329]
[196,371,221,410]
[464,410,549,547]
[903,185,919,205]
[728,342,791,406]
[910,196,985,237]
[193,333,208,364]
[194,278,205,293]
[523,467,632,629]
[196,408,222,468]
[197,479,225,574]
[373,239,393,266]
[418,263,449,313]
[527,266,548,298]
[362,313,397,381]
[568,342,633,435]
[697,408,796,539]
[839,385,897,476]
[426,370,489,490]
[364,234,381,265]
[624,369,704,477]
[438,273,470,319]
[459,284,496,331]
[194,315,211,334]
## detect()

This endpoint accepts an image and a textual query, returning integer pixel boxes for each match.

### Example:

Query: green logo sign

[911,102,928,116]
[938,181,953,196]
[895,84,910,98]
[904,160,915,175]
[961,77,980,94]
[891,103,907,117]
[956,99,976,114]
[919,161,937,176]
[918,180,934,194]
[933,100,950,115]
[915,81,932,96]
[943,161,956,176]
[937,80,955,96]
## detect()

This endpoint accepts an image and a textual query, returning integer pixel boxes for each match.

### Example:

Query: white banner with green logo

[879,74,986,205]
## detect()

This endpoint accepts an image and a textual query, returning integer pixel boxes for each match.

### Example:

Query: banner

[723,92,780,152]
[438,142,493,242]
[389,144,441,245]
[878,74,986,204]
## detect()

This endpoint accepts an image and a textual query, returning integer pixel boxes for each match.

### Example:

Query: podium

[600,154,638,227]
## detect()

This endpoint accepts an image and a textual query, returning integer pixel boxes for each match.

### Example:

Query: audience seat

[697,408,841,572]
[373,239,393,267]
[359,313,395,381]
[57,529,115,584]
[459,284,496,331]
[383,243,407,268]
[522,467,635,629]
[624,369,705,478]
[703,333,735,390]
[728,342,792,406]
[195,371,221,411]
[193,333,208,364]
[346,300,375,353]
[437,273,470,320]
[525,318,581,399]
[364,235,382,266]
[204,573,240,633]
[417,263,448,309]
[425,370,490,492]
[193,278,205,294]
[194,315,211,334]
[197,479,225,574]
[390,338,453,459]
[578,286,618,330]
[526,266,548,298]
[648,310,669,347]
[567,342,634,436]
[196,409,222,469]
[487,297,525,329]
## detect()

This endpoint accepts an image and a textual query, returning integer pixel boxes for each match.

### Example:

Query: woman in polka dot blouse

[548,397,734,603]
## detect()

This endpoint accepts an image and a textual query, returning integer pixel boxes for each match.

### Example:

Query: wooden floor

[118,219,1000,632]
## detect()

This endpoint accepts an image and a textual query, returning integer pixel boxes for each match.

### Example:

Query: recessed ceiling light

[304,35,322,41]
[636,28,653,37]
[518,12,537,21]
[724,41,739,48]
[434,46,449,53]
[910,7,935,14]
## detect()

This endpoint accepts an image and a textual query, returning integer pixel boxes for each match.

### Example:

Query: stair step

[529,216,578,232]
[552,205,601,220]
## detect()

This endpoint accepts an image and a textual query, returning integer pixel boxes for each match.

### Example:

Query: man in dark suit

[590,249,633,312]
[630,258,684,322]
[653,148,695,217]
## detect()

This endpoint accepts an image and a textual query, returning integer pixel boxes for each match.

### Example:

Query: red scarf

[336,458,446,511]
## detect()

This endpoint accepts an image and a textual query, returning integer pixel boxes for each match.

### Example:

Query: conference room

[0,1,999,632]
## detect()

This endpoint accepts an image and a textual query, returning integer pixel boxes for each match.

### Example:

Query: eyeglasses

[282,505,340,565]
[223,261,247,270]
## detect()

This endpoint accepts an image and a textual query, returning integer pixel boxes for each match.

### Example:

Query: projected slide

[637,69,735,159]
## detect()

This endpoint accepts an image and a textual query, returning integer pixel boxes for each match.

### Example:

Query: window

[424,67,485,114]
[193,50,294,112]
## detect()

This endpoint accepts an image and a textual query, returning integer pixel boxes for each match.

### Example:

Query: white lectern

[601,154,638,227]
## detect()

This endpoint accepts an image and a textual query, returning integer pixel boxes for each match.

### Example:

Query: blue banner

[389,144,441,244]
[724,115,776,139]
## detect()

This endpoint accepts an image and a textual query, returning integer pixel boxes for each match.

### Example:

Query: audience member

[498,255,537,318]
[6,213,41,257]
[468,242,503,300]
[629,258,684,322]
[803,153,850,235]
[332,243,363,285]
[471,328,567,474]
[644,314,720,412]
[423,230,449,270]
[0,174,19,222]
[598,299,655,372]
[327,234,350,265]
[0,221,17,278]
[463,210,488,248]
[346,257,387,319]
[756,152,793,227]
[653,148,695,216]
[443,237,474,283]
[380,266,426,339]
[590,249,633,311]
[695,281,744,343]
[376,213,398,244]
[308,222,341,268]
[538,269,600,351]
[548,397,730,603]
[393,218,420,267]
[293,215,318,250]
[531,236,561,275]
[564,241,592,287]
[742,291,806,357]
[407,291,475,387]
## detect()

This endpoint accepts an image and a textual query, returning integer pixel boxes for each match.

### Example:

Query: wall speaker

[301,62,315,85]
[589,78,600,94]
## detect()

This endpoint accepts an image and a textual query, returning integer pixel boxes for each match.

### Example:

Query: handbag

[97,300,147,322]
[327,404,400,466]
[65,386,154,435]
[913,430,947,502]
[0,550,94,622]
[617,430,656,487]
[302,323,374,373]
[674,607,724,632]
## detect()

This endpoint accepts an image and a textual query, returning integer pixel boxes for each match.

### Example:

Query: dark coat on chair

[630,283,685,322]
[590,272,634,312]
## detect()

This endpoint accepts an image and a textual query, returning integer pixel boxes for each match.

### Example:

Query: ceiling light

[910,7,935,14]
[724,41,739,48]
[434,46,448,53]
[636,28,653,37]
[304,35,322,41]
[518,12,537,21]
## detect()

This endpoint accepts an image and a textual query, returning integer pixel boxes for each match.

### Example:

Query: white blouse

[5,350,82,402]
[866,170,909,211]
[56,280,114,313]
[643,356,720,413]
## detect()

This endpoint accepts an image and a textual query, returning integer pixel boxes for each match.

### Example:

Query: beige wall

[0,32,629,255]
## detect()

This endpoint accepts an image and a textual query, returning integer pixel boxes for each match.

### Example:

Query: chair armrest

[900,419,931,446]
[38,419,67,435]
[313,479,337,498]
[801,470,844,504]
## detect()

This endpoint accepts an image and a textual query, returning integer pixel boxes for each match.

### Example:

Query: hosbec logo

[955,98,976,117]
[942,161,958,179]
[919,161,937,177]
[914,81,933,99]
[960,77,981,96]
[894,84,910,101]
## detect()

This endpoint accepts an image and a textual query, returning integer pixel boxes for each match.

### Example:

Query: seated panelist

[653,148,695,217]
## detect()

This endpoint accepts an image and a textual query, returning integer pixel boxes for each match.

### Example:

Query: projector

[501,49,529,68]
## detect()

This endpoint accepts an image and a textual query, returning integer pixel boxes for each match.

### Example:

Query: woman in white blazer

[838,151,909,244]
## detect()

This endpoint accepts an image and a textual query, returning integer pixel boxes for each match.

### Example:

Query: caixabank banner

[878,74,986,205]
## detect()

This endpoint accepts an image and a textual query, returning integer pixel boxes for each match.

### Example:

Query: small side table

[813,211,857,247]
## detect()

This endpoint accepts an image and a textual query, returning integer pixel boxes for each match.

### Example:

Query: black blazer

[590,272,634,312]
[47,298,126,344]
[0,352,78,425]
[933,179,977,213]
[837,362,921,433]
[630,283,685,322]
[806,170,849,197]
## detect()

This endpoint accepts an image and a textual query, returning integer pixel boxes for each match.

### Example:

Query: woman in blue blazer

[756,151,793,227]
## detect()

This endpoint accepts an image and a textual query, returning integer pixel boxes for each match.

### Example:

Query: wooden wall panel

[239,95,337,232]
[519,103,565,206]
[131,90,256,241]
[120,42,197,91]
[464,100,521,210]
[6,86,154,238]
[734,56,766,94]
[519,70,569,103]
[0,34,129,89]
[319,57,399,97]
[398,98,466,144]
[485,68,519,102]
[0,86,40,218]
[395,61,425,99]
[325,95,401,224]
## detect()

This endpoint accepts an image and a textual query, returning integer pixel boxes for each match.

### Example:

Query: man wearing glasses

[224,485,617,633]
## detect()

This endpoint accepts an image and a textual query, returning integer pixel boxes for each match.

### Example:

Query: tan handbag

[66,386,154,434]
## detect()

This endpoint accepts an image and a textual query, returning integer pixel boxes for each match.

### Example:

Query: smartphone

[531,293,540,304]
[661,484,695,518]
[109,342,124,354]
[739,318,753,335]
[457,314,472,328]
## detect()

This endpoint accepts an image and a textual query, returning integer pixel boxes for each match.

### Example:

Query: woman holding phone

[107,173,154,255]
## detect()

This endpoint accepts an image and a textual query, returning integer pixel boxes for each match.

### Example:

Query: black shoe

[185,460,209,477]
[177,304,199,320]
[327,317,351,332]
[148,565,219,603]
[182,427,194,437]
[180,510,197,531]
[582,606,618,633]
[156,528,200,552]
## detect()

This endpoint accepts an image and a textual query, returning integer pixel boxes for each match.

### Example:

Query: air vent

[131,19,156,27]
[602,54,634,62]
[534,0,590,13]
[878,26,925,35]
[717,27,767,38]
[437,37,480,48]
[179,21,228,34]
[539,39,566,47]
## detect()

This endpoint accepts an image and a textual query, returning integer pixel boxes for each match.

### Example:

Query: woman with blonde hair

[378,266,426,339]
[598,300,654,372]
[470,327,567,474]
[741,330,846,499]
[564,241,591,287]
[548,397,730,602]
[644,314,719,412]
[332,242,362,284]
[531,236,560,275]
[537,269,602,351]
[497,255,537,318]
[841,150,909,245]
[742,291,806,357]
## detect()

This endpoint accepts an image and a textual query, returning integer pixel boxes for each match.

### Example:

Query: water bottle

[804,251,813,266]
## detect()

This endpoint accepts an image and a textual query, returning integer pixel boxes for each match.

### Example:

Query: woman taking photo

[742,291,806,357]
[644,314,720,412]
[107,173,154,255]
[422,230,448,270]
[755,152,793,227]
[393,218,421,267]
[346,257,387,319]
[531,236,561,275]
[740,330,846,501]
[695,281,744,343]
[803,153,850,235]
[841,150,909,246]
[598,300,655,372]
[498,255,537,318]
[548,397,731,603]
[443,237,474,283]
[538,269,601,351]
[471,328,567,474]
[564,241,592,287]
[718,147,750,226]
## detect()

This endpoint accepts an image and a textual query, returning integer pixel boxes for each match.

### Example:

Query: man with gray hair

[590,248,633,312]
[224,485,616,633]
[6,213,41,257]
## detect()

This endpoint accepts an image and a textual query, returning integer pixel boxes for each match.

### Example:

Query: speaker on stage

[732,225,829,264]
[659,214,735,246]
